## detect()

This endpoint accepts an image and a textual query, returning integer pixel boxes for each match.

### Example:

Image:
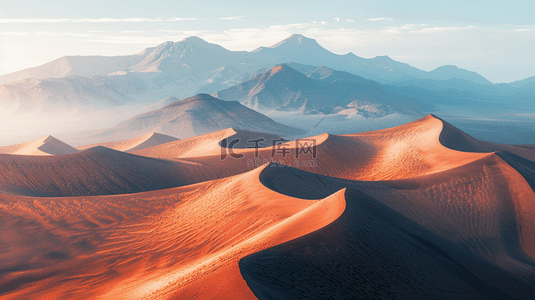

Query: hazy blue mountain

[0,76,133,112]
[2,33,533,121]
[428,65,492,85]
[214,64,327,112]
[509,75,535,88]
[87,94,304,142]
[214,64,430,118]
[0,55,148,85]
[253,34,428,83]
[0,34,500,108]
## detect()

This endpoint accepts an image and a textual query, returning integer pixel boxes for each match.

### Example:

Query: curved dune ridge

[0,165,345,299]
[239,154,535,299]
[1,114,535,299]
[135,114,503,181]
[0,135,79,156]
[436,115,535,161]
[76,132,178,153]
[131,128,284,159]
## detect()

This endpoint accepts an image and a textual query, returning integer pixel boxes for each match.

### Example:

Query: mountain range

[1,34,498,87]
[1,33,534,147]
[1,34,527,113]
[214,63,430,116]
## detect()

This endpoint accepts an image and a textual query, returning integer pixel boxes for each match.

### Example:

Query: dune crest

[0,146,213,197]
[132,128,319,159]
[77,132,178,152]
[0,164,345,299]
[0,135,79,156]
[135,115,494,182]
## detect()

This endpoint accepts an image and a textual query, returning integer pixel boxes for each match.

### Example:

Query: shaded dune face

[1,114,535,299]
[0,147,213,197]
[437,115,535,161]
[240,190,525,300]
[243,156,535,299]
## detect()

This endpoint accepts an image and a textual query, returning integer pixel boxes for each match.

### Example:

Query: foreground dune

[1,114,535,299]
[248,153,535,298]
[0,165,344,299]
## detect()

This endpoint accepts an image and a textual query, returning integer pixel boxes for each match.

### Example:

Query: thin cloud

[334,18,340,22]
[346,19,354,23]
[367,17,393,21]
[0,17,197,23]
[218,16,244,21]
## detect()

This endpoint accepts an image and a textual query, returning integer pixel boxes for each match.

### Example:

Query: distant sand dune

[0,146,212,197]
[0,135,79,156]
[132,128,285,159]
[77,132,178,152]
[135,115,505,181]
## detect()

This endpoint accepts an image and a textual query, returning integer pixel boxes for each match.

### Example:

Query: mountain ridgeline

[214,63,431,117]
[1,34,533,114]
[81,94,304,144]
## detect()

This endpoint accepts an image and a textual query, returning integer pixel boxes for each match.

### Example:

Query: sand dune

[77,132,178,152]
[2,114,535,299]
[0,164,344,299]
[132,128,283,159]
[241,188,535,299]
[136,115,499,181]
[0,146,213,197]
[0,135,79,156]
[242,154,535,299]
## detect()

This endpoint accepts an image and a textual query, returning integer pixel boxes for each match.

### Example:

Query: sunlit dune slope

[0,146,212,197]
[77,132,178,152]
[0,165,344,299]
[0,135,79,156]
[132,128,283,159]
[135,115,500,181]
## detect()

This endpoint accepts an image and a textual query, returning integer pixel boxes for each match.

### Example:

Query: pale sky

[1,0,534,83]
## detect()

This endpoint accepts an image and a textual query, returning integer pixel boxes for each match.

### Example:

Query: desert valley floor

[1,115,535,299]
